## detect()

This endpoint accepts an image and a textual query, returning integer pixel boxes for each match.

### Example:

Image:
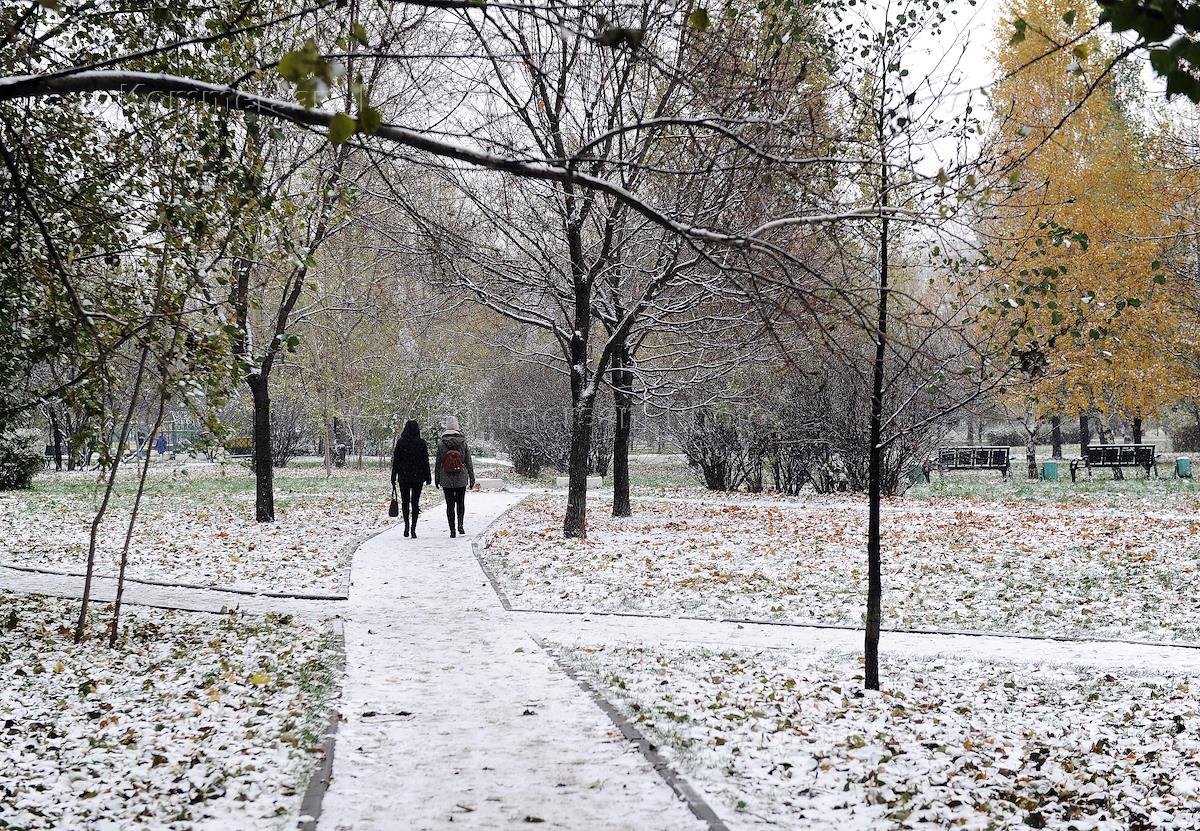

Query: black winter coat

[391,435,432,486]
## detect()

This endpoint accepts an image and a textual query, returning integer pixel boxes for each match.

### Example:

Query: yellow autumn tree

[1147,112,1200,431]
[985,0,1186,450]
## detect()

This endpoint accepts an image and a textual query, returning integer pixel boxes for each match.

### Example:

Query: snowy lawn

[0,464,401,594]
[562,642,1200,830]
[912,470,1199,509]
[0,591,337,829]
[482,494,1200,642]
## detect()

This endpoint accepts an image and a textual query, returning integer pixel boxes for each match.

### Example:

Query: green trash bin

[1177,458,1193,479]
[1041,460,1059,481]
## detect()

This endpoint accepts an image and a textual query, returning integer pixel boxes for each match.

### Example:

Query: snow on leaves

[566,644,1200,829]
[484,494,1200,642]
[0,467,394,593]
[0,592,336,829]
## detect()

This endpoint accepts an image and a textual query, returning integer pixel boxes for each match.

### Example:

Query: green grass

[18,463,391,507]
[628,461,702,491]
[26,449,1193,515]
[910,467,1199,507]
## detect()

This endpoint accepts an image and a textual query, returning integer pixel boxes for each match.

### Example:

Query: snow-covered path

[522,611,1200,674]
[315,491,705,831]
[0,563,345,617]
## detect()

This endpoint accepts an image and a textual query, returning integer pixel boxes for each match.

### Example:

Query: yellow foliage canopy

[986,0,1187,420]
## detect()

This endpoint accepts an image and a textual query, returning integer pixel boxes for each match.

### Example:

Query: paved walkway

[0,564,344,618]
[316,491,704,831]
[522,610,1200,674]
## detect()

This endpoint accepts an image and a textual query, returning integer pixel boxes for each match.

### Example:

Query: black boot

[403,522,410,538]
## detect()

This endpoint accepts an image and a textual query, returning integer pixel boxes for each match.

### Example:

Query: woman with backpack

[435,415,475,538]
[391,420,432,538]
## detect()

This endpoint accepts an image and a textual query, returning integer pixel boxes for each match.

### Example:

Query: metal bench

[1069,444,1157,481]
[924,446,1011,481]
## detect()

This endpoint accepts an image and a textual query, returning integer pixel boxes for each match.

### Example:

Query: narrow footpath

[315,491,703,831]
[0,564,343,618]
[523,610,1200,674]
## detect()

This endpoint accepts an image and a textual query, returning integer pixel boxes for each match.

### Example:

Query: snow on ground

[481,494,1200,642]
[0,591,337,829]
[562,642,1200,830]
[0,465,399,594]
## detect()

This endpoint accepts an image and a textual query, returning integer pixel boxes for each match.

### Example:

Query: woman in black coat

[391,420,432,538]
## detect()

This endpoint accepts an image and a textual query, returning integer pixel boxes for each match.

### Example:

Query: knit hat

[443,415,462,434]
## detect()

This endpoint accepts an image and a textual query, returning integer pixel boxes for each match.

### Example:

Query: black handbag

[388,485,399,518]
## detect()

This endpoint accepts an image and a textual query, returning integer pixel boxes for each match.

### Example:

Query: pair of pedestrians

[389,416,476,538]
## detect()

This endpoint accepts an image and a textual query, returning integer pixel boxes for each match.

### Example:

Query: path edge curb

[296,619,346,830]
[534,636,731,831]
[468,491,534,611]
[293,507,418,829]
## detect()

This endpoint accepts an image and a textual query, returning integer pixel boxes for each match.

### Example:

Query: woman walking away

[435,416,475,538]
[391,420,431,538]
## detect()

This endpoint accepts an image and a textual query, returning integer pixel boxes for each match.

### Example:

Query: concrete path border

[468,492,531,611]
[534,636,731,831]
[297,619,347,831]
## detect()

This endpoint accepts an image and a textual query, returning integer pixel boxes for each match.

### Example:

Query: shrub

[481,363,573,478]
[986,422,1081,448]
[984,429,1028,448]
[0,429,44,490]
[1172,425,1200,453]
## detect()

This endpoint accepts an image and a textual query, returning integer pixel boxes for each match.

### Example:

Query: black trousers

[443,487,466,531]
[399,483,423,526]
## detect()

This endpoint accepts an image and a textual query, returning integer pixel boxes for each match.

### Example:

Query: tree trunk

[76,345,151,643]
[1050,415,1063,459]
[1133,416,1143,444]
[965,418,976,445]
[1027,403,1036,477]
[611,347,633,518]
[1079,413,1090,454]
[563,394,595,538]
[111,387,168,646]
[865,144,890,693]
[562,205,596,538]
[49,408,63,471]
[323,409,334,479]
[248,375,275,522]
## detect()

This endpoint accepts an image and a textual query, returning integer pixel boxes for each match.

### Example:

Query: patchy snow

[562,642,1200,830]
[317,490,705,831]
[1,467,398,594]
[481,495,1200,642]
[0,591,337,829]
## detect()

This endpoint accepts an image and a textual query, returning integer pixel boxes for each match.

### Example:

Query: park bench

[923,446,1011,481]
[1069,444,1157,481]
